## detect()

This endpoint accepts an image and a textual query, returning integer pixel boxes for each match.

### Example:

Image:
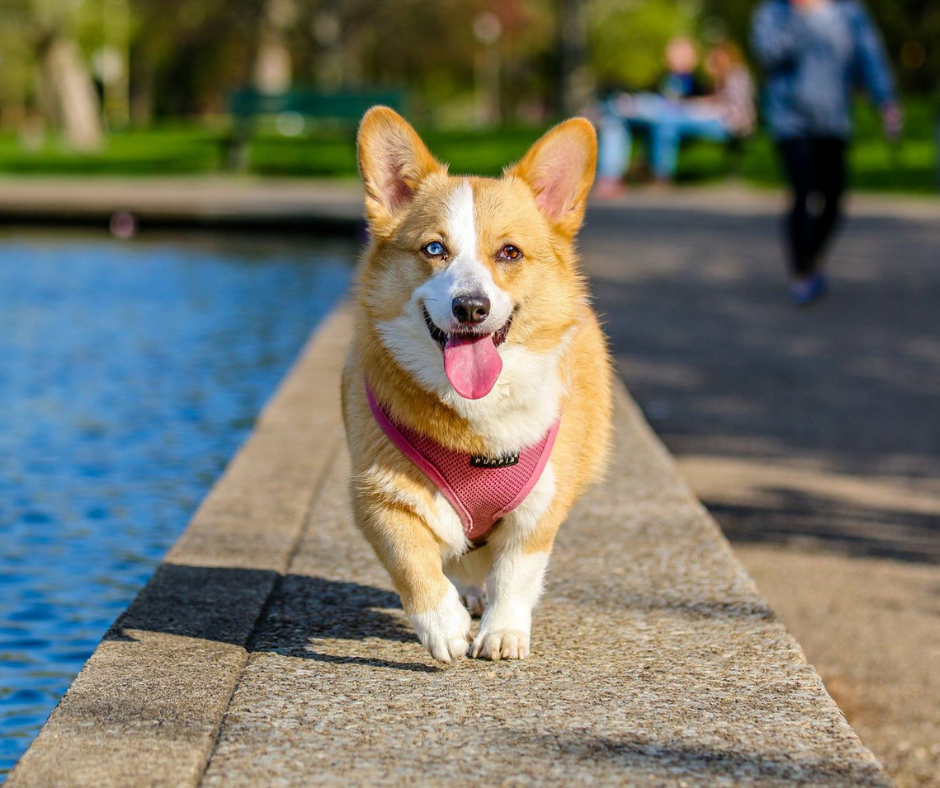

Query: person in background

[751,0,902,305]
[659,36,710,102]
[702,42,758,144]
[596,39,755,196]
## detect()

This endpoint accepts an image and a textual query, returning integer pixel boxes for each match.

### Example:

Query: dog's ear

[357,107,444,233]
[506,118,597,238]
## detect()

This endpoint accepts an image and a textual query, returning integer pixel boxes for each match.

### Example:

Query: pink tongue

[443,334,503,399]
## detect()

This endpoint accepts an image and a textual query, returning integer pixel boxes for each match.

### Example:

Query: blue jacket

[751,0,896,140]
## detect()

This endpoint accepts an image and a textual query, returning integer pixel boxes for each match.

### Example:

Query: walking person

[751,0,901,305]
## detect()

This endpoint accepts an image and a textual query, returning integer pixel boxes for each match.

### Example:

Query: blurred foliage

[0,0,937,151]
[0,0,558,126]
[588,0,699,91]
[0,97,934,192]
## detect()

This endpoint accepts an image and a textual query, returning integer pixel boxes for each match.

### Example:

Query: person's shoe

[789,273,827,306]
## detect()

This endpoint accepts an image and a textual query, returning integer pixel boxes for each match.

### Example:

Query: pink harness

[366,382,560,543]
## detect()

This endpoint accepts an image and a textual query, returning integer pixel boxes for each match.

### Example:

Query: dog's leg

[445,547,492,617]
[357,502,471,663]
[470,544,550,660]
[409,580,473,664]
[471,464,561,661]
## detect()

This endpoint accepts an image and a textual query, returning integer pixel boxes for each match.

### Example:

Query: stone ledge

[8,303,891,787]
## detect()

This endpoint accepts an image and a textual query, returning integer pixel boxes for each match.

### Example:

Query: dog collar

[365,380,559,544]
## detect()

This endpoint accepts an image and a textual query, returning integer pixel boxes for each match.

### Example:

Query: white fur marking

[470,468,557,659]
[376,309,571,454]
[417,181,514,339]
[447,179,477,265]
[429,490,469,557]
[410,583,471,663]
[471,551,550,660]
[499,461,556,545]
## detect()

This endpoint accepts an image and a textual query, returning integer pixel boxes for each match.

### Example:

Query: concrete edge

[0,178,364,232]
[7,300,891,786]
[610,383,778,603]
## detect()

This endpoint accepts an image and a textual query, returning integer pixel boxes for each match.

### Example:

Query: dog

[341,107,613,663]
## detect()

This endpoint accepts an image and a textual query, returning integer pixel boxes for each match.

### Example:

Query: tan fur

[342,107,613,661]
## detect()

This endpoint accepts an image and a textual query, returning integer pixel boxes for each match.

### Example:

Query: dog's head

[357,107,596,403]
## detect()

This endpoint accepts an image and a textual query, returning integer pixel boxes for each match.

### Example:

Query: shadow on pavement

[708,488,940,563]
[105,559,787,676]
[106,563,437,671]
[533,732,881,783]
[583,205,940,564]
[246,573,441,672]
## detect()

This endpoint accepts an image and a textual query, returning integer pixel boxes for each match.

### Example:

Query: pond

[0,229,356,778]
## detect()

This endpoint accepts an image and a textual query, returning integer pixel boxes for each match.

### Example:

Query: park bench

[223,88,405,170]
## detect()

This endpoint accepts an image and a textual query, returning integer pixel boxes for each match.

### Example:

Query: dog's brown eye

[422,241,448,258]
[498,245,523,262]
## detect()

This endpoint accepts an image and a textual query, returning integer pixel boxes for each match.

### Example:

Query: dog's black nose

[452,295,490,325]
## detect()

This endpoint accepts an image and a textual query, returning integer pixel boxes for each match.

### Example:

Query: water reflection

[0,229,355,777]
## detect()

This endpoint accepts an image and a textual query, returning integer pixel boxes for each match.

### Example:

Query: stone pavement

[580,194,940,786]
[9,305,889,786]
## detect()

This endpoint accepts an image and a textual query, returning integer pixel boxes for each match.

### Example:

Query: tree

[127,0,264,117]
[587,0,699,92]
[558,0,590,114]
[38,29,104,150]
[254,0,296,94]
[0,0,104,148]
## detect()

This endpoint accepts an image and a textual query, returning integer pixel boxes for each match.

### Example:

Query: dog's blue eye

[422,241,446,257]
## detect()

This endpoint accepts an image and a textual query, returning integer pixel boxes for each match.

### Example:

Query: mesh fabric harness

[366,381,560,543]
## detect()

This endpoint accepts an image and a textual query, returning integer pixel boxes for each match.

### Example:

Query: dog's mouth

[423,307,513,351]
[423,306,513,400]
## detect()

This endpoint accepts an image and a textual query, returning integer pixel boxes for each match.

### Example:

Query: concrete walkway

[580,195,940,786]
[9,306,889,786]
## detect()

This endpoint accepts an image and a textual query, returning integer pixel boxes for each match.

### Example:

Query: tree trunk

[556,0,591,116]
[129,46,154,127]
[42,35,104,151]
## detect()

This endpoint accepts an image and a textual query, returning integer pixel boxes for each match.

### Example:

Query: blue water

[0,230,355,777]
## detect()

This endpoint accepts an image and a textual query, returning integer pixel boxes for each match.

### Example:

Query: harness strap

[365,380,559,542]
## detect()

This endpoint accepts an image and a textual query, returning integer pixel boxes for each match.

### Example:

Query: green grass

[674,99,939,193]
[0,99,936,193]
[673,133,938,193]
[0,126,222,175]
[0,123,545,180]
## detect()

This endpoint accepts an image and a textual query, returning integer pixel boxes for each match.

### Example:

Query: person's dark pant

[777,136,848,277]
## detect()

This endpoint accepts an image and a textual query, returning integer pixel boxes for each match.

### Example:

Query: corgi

[341,107,613,663]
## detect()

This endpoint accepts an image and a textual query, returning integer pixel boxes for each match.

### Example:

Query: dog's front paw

[470,628,530,661]
[410,585,472,664]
